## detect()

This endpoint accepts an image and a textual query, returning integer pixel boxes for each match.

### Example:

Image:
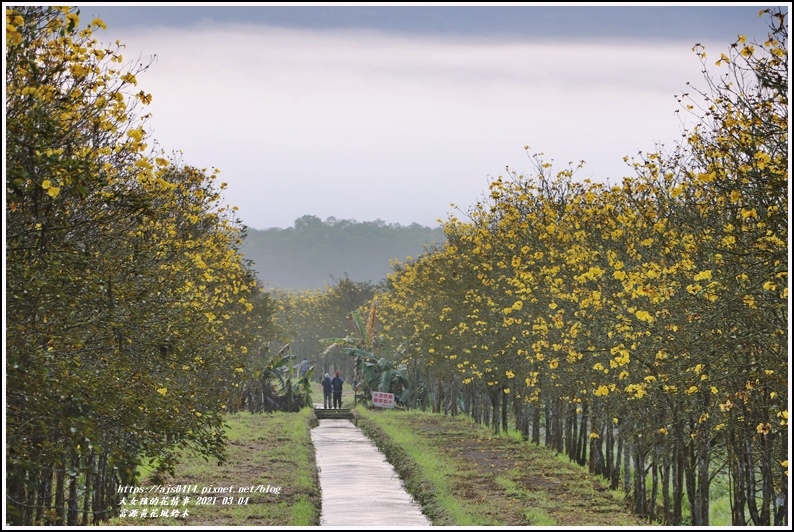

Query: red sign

[371,392,395,409]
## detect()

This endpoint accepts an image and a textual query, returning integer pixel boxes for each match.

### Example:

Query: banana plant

[239,344,313,412]
[344,347,408,397]
[271,345,314,411]
[322,298,412,405]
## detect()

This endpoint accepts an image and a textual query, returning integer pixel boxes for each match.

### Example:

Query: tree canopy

[372,9,788,525]
[6,6,275,525]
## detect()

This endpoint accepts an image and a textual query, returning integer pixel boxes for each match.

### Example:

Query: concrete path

[311,416,431,527]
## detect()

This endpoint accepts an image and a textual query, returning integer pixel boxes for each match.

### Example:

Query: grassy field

[356,408,644,527]
[104,384,647,527]
[105,409,321,526]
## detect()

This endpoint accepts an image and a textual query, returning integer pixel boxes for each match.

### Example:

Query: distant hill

[240,215,446,291]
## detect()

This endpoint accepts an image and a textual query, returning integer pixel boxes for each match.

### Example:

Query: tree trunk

[450,378,458,416]
[532,405,541,445]
[633,436,646,515]
[435,376,443,414]
[774,433,788,526]
[566,403,576,461]
[760,432,773,526]
[577,403,589,466]
[67,453,79,526]
[673,438,684,526]
[55,457,65,526]
[612,427,623,491]
[93,452,107,524]
[696,432,710,526]
[661,443,672,525]
[685,436,700,525]
[81,453,93,526]
[491,388,500,434]
[622,434,631,495]
[25,469,36,525]
[501,388,508,433]
[36,466,52,525]
[544,402,552,447]
[649,444,659,523]
[604,421,613,480]
[729,427,747,525]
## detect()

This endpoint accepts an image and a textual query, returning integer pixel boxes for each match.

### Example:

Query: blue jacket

[321,376,332,394]
[331,375,344,393]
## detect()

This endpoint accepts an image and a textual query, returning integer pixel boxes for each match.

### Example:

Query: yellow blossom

[694,270,712,281]
[65,12,79,28]
[686,284,702,295]
[121,72,138,85]
[741,207,758,219]
[127,128,144,142]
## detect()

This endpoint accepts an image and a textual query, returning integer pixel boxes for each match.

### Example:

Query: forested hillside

[241,215,446,290]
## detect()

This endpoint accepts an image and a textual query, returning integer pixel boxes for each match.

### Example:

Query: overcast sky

[79,3,783,230]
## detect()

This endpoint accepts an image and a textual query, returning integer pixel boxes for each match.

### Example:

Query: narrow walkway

[310,412,431,527]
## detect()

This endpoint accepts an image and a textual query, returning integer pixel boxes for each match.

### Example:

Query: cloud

[112,24,723,229]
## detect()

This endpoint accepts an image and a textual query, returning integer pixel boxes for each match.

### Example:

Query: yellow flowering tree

[374,8,787,526]
[6,7,271,525]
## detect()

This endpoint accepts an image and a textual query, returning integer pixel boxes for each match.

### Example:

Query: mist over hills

[240,215,446,291]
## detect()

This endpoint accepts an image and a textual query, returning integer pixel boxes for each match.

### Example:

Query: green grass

[95,396,671,527]
[357,407,643,527]
[103,409,320,526]
[493,475,558,526]
[356,409,480,525]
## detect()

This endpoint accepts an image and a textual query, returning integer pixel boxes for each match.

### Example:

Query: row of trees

[248,15,787,525]
[6,7,278,525]
[270,275,379,378]
[364,10,787,526]
[6,5,786,528]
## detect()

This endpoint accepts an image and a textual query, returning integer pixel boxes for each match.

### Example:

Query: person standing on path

[331,371,344,409]
[321,373,333,409]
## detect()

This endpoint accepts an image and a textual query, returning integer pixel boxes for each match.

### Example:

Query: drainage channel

[310,415,431,527]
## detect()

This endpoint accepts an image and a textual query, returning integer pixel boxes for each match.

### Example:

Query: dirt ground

[174,437,319,526]
[358,411,645,527]
[106,408,642,527]
[105,412,321,527]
